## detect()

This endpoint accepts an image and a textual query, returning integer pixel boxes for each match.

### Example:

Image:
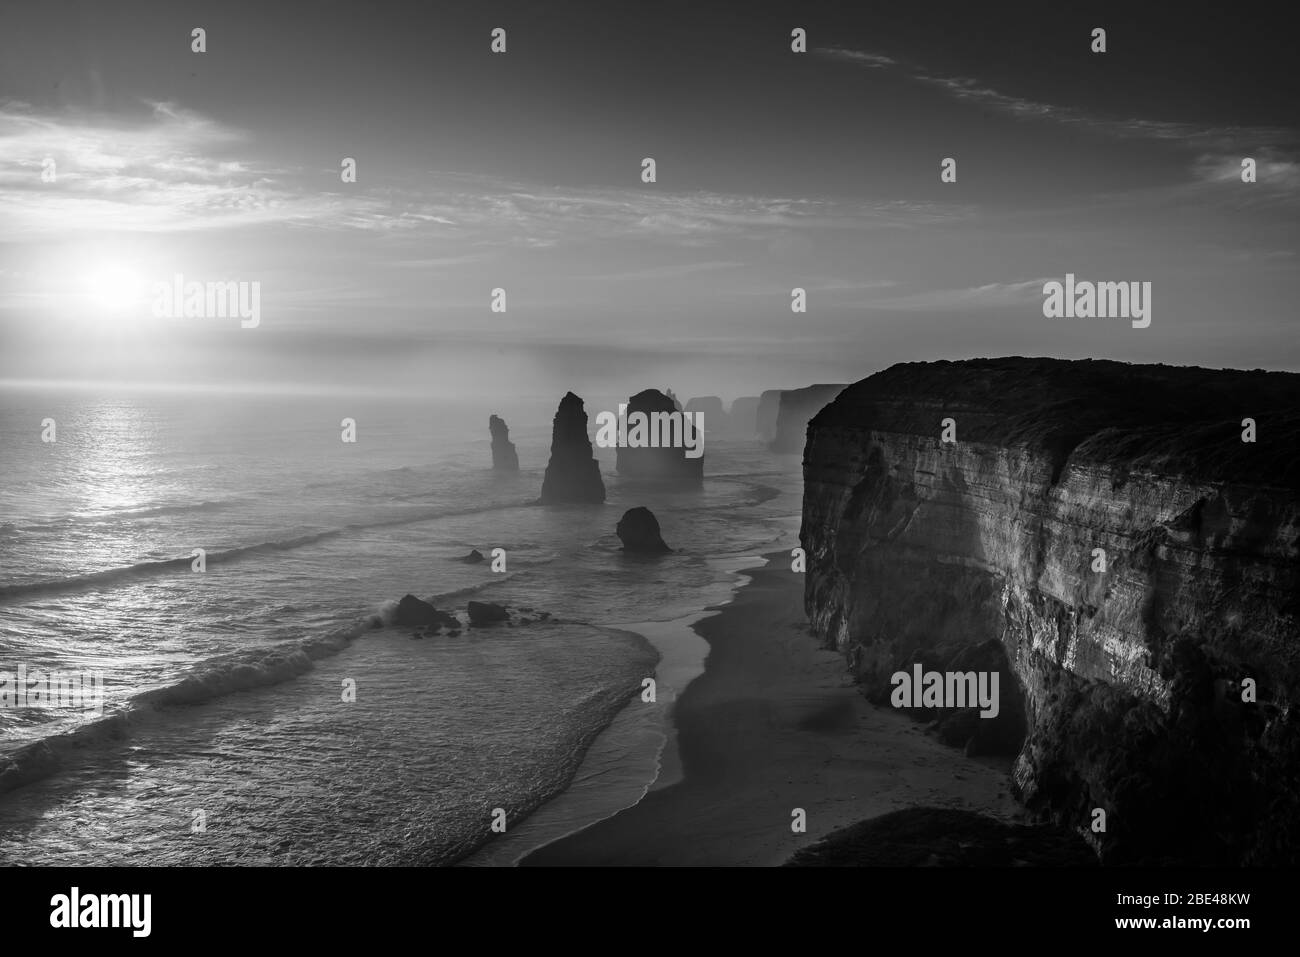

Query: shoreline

[520,550,1022,866]
[461,554,766,867]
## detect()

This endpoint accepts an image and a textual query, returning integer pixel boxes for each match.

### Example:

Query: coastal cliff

[771,384,846,453]
[757,390,782,442]
[800,357,1300,864]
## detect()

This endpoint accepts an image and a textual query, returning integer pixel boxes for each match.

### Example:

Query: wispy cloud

[817,46,1300,160]
[817,48,896,69]
[1190,149,1300,192]
[0,99,340,234]
[575,261,746,281]
[0,101,976,244]
[868,278,1051,311]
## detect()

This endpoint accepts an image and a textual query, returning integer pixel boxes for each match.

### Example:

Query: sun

[83,265,147,319]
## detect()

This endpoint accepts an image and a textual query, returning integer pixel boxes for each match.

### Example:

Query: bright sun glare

[84,265,147,318]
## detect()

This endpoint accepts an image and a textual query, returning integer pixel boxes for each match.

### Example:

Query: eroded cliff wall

[772,384,846,453]
[757,390,782,442]
[801,358,1300,864]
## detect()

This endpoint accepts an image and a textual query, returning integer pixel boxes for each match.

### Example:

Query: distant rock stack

[540,392,606,504]
[685,396,725,431]
[615,388,704,483]
[729,396,760,436]
[770,384,847,453]
[489,414,519,471]
[756,390,782,442]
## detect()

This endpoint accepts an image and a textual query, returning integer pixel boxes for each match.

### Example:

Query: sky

[1,0,1297,401]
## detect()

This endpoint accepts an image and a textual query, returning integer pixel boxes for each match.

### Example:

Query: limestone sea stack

[615,388,704,483]
[616,507,672,553]
[539,392,606,504]
[489,414,519,471]
[769,384,846,453]
[801,357,1300,865]
[729,396,761,436]
[685,396,725,431]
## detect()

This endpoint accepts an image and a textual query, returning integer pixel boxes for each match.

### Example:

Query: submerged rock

[467,600,510,624]
[540,392,606,504]
[459,549,485,564]
[394,594,458,628]
[616,507,672,553]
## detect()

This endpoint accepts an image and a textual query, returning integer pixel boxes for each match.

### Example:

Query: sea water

[0,390,800,864]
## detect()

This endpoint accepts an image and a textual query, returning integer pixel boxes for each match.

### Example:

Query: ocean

[0,390,801,864]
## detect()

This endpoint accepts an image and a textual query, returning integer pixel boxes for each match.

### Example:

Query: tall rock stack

[539,392,606,504]
[489,414,519,471]
[615,388,704,483]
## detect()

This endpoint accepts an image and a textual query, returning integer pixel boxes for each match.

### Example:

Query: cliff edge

[801,357,1300,864]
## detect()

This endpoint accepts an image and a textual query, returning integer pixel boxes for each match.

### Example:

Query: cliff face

[756,390,782,442]
[801,358,1300,865]
[616,388,704,483]
[771,384,845,453]
[489,414,519,471]
[540,392,605,504]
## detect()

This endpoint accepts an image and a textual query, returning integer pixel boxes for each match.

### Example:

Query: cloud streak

[866,278,1052,312]
[0,101,976,245]
[817,46,1300,168]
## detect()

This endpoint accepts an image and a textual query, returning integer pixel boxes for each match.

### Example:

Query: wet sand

[523,553,1021,866]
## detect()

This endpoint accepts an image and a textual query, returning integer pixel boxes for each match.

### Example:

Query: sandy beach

[522,551,1023,866]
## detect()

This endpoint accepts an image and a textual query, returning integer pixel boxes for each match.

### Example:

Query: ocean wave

[0,575,581,801]
[0,497,539,602]
[18,500,234,531]
[95,499,233,520]
[0,531,344,601]
[0,616,377,797]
